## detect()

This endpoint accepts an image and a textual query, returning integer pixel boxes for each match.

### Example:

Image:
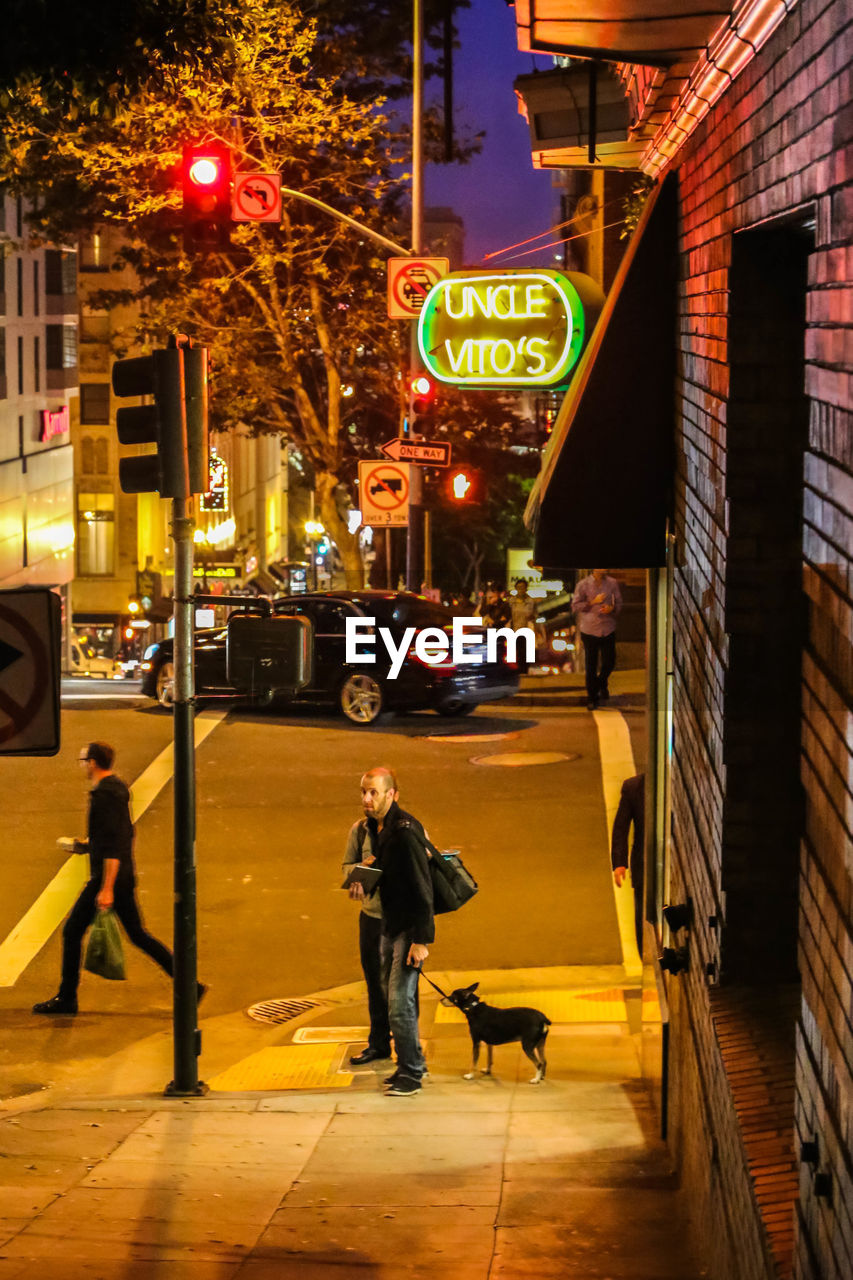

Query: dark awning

[524,171,677,573]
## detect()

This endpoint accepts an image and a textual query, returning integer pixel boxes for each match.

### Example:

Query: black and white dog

[442,982,551,1084]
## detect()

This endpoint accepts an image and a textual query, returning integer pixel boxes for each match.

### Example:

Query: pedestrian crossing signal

[447,468,483,503]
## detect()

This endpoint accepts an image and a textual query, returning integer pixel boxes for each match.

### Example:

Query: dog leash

[415,966,452,1001]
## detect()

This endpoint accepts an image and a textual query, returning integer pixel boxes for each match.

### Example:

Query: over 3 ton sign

[417,269,603,387]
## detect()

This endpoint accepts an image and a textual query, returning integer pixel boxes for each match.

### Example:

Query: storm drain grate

[247,997,324,1026]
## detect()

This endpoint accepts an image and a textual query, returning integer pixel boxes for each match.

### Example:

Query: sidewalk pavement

[0,965,704,1279]
[514,668,646,708]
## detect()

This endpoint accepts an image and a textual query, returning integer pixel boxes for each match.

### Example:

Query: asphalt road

[0,689,645,1099]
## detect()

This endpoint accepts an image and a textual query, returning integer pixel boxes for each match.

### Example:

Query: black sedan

[139,591,519,724]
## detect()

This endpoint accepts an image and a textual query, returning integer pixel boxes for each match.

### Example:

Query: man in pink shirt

[572,569,623,709]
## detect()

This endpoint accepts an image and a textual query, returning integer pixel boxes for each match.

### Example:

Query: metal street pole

[406,0,424,591]
[166,495,205,1096]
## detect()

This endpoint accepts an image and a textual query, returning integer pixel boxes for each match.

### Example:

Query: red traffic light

[409,373,435,417]
[182,144,232,252]
[188,157,222,187]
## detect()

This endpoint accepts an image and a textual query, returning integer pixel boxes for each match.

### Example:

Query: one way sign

[380,438,452,467]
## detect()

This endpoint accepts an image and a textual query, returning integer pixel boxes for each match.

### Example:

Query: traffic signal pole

[406,0,425,591]
[166,491,205,1096]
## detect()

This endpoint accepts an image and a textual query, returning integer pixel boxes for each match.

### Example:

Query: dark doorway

[721,223,812,983]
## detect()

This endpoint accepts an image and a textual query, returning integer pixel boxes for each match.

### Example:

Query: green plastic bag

[83,909,126,981]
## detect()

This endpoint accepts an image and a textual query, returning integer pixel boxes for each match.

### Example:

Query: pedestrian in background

[359,766,434,1097]
[572,568,623,709]
[33,742,195,1016]
[477,582,512,629]
[611,772,646,954]
[342,794,391,1068]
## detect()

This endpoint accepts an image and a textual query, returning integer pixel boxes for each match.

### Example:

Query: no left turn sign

[232,173,282,223]
[0,589,61,756]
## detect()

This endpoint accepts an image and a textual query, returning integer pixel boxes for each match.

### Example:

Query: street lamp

[305,519,325,590]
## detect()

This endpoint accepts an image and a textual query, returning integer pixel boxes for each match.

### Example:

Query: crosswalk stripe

[593,709,642,980]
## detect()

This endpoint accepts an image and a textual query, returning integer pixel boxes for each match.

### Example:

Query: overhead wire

[482,193,634,262]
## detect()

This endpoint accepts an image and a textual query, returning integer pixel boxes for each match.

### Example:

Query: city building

[517,2,852,1278]
[0,190,76,658]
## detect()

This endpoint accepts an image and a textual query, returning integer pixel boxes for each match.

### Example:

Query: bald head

[360,766,399,825]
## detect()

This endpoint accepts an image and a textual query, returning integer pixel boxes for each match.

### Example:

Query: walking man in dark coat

[33,741,178,1016]
[611,772,645,954]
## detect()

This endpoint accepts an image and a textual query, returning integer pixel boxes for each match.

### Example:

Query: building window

[16,196,22,237]
[80,383,110,424]
[80,311,110,343]
[77,492,115,576]
[44,249,77,296]
[33,335,40,393]
[46,324,77,370]
[16,258,23,316]
[17,335,23,393]
[0,332,6,399]
[79,435,110,476]
[33,260,39,316]
[79,232,110,272]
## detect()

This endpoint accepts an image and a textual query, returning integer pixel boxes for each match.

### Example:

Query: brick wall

[666,0,853,1276]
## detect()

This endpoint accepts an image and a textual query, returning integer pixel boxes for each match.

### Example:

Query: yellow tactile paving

[433,987,629,1024]
[208,1043,353,1091]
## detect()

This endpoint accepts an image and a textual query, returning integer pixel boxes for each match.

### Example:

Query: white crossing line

[0,709,227,987]
[593,709,642,981]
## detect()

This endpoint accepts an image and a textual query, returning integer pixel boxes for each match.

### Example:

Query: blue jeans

[379,930,426,1080]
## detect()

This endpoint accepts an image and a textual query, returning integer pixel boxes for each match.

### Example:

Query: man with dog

[351,766,434,1097]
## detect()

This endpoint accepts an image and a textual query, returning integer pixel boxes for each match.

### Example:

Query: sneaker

[384,1068,428,1085]
[32,995,77,1016]
[385,1075,421,1097]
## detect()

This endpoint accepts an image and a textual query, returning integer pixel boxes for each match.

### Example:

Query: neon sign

[417,269,603,387]
[40,405,70,442]
[200,452,229,512]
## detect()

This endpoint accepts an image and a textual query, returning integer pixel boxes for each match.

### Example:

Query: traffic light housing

[408,373,436,433]
[183,344,209,494]
[112,338,210,499]
[113,347,189,498]
[182,144,232,252]
[446,467,484,503]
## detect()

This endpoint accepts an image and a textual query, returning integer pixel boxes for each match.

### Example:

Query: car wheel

[339,672,384,725]
[436,699,476,717]
[155,662,175,709]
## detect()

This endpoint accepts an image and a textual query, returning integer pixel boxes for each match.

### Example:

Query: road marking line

[0,708,227,987]
[593,709,642,981]
[0,857,89,987]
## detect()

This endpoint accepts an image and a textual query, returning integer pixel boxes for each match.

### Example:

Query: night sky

[425,0,556,268]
